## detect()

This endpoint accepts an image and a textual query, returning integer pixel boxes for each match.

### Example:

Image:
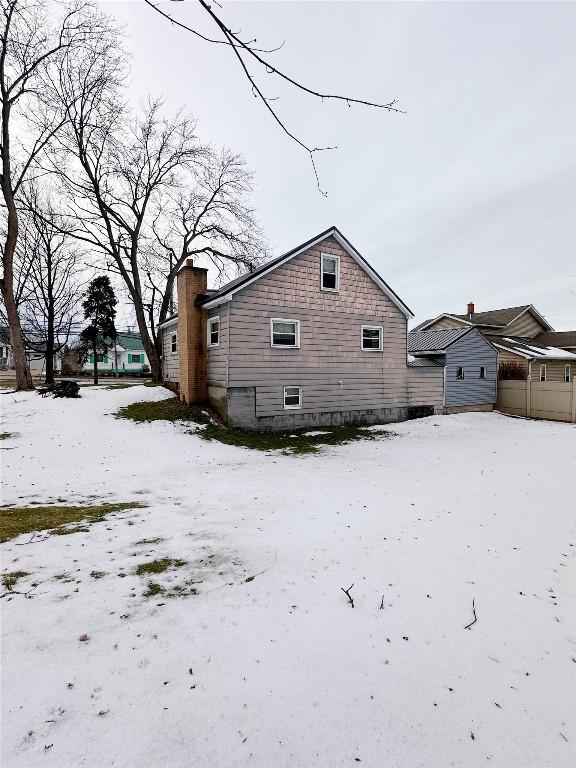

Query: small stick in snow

[464,597,478,630]
[379,595,384,610]
[341,583,354,608]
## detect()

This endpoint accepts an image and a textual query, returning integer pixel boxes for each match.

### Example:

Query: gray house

[408,328,498,412]
[160,226,446,430]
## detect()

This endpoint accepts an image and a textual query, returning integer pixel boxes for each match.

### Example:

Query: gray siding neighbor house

[159,226,446,430]
[408,328,498,412]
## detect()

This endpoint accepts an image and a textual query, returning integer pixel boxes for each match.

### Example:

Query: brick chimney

[177,259,208,404]
[467,302,475,319]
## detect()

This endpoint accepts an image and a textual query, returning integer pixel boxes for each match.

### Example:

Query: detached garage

[408,328,498,413]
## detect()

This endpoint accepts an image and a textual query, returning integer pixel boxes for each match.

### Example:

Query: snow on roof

[495,336,576,360]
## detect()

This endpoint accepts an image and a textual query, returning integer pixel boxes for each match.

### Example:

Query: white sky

[101,0,576,330]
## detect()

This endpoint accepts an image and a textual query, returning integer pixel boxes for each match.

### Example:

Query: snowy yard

[1,385,575,768]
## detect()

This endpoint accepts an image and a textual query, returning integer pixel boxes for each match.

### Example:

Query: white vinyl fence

[497,379,576,423]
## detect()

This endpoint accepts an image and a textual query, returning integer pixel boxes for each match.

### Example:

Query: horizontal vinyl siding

[421,317,469,331]
[502,310,546,338]
[445,331,498,406]
[225,236,423,417]
[207,305,228,387]
[161,321,179,382]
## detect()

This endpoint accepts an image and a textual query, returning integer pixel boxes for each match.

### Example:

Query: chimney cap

[186,258,194,268]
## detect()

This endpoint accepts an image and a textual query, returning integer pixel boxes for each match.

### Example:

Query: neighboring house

[408,328,498,412]
[0,327,13,369]
[160,226,446,430]
[413,303,553,338]
[0,328,62,374]
[491,337,576,383]
[533,331,576,354]
[81,330,150,374]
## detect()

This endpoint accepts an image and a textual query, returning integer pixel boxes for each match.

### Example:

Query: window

[456,366,465,380]
[284,385,301,409]
[321,254,340,292]
[271,318,300,348]
[539,364,546,382]
[208,316,220,347]
[361,325,383,351]
[480,366,486,379]
[128,353,143,364]
[565,365,571,383]
[170,333,177,354]
[89,353,108,364]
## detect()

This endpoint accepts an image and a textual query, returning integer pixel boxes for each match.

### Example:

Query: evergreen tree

[79,276,117,385]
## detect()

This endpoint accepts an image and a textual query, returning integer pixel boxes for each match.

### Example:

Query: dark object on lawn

[38,382,80,399]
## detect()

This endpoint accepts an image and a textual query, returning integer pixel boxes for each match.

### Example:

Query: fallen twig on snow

[341,583,354,608]
[379,594,384,610]
[464,597,478,630]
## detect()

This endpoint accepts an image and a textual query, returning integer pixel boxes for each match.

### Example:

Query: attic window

[480,366,486,379]
[321,254,340,292]
[208,316,220,347]
[456,366,465,380]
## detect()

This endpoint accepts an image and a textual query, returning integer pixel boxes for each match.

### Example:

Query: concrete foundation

[225,386,436,431]
[445,403,494,414]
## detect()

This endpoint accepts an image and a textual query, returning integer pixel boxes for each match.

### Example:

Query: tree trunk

[45,263,55,386]
[1,99,33,391]
[93,338,98,385]
[132,300,162,382]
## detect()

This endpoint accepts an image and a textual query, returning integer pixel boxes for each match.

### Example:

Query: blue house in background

[408,328,498,413]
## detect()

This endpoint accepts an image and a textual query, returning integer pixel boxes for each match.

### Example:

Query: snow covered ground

[1,385,575,768]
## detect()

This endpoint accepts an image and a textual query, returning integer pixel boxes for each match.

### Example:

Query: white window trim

[207,316,220,348]
[539,364,546,382]
[480,366,486,379]
[361,325,383,352]
[270,318,300,349]
[564,364,571,383]
[320,253,340,293]
[170,332,178,355]
[283,385,302,410]
[456,366,465,380]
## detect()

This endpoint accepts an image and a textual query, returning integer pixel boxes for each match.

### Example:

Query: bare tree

[148,148,266,334]
[18,188,83,384]
[0,0,102,390]
[144,0,403,194]
[54,32,266,382]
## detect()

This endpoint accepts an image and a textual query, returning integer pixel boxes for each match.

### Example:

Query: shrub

[498,361,527,380]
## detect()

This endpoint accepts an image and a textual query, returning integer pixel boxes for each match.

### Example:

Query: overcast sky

[102,0,575,330]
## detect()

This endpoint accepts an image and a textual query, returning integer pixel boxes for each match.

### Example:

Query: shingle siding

[223,237,431,419]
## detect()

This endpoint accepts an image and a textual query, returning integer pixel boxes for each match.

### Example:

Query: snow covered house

[408,328,498,412]
[159,226,445,430]
[490,337,576,382]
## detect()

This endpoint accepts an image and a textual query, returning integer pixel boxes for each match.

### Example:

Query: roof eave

[202,226,413,318]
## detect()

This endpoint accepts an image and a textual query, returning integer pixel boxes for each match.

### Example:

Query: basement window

[361,326,383,351]
[479,366,486,379]
[271,319,300,348]
[565,365,571,383]
[539,364,546,382]
[284,386,302,409]
[170,333,177,354]
[208,316,220,347]
[321,254,340,292]
[456,366,465,380]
